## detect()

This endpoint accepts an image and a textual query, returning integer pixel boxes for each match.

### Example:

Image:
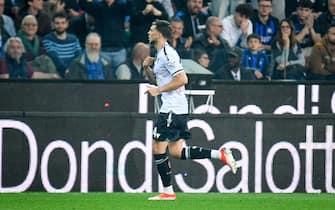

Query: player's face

[258,0,272,17]
[297,7,311,21]
[148,25,160,44]
[53,17,68,35]
[248,38,262,51]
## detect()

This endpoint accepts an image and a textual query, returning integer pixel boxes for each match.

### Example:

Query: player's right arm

[143,56,156,84]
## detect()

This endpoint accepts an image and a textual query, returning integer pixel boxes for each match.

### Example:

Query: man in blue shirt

[43,12,82,77]
[250,0,279,53]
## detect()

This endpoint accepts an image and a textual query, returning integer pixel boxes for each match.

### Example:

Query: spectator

[65,32,114,80]
[0,0,16,58]
[221,3,254,48]
[16,0,52,36]
[308,23,335,80]
[0,37,34,79]
[17,15,45,61]
[210,0,246,18]
[170,18,192,59]
[192,48,210,69]
[43,12,82,77]
[79,0,129,69]
[129,0,168,46]
[272,19,306,80]
[192,16,230,73]
[251,0,279,52]
[315,0,335,36]
[216,47,255,80]
[18,15,59,78]
[115,42,150,80]
[241,33,272,80]
[290,0,321,58]
[68,13,95,47]
[174,0,209,41]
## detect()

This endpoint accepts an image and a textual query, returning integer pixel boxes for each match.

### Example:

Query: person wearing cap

[289,0,321,58]
[308,23,335,80]
[215,46,255,80]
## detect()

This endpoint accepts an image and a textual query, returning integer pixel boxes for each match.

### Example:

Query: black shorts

[153,112,191,142]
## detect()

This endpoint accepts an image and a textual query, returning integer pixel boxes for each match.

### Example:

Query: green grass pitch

[0,193,334,210]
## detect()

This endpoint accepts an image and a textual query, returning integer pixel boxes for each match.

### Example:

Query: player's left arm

[146,71,188,96]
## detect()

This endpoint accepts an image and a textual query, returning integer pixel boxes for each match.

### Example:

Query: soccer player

[143,20,238,201]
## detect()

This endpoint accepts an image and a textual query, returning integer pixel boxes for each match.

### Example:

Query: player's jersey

[153,42,188,114]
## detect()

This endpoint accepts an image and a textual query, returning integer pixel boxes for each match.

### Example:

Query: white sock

[163,185,174,194]
[211,150,221,159]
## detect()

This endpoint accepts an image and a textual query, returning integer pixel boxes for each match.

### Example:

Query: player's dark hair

[153,20,172,40]
[235,3,254,18]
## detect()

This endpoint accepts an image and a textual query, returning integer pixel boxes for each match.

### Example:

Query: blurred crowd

[0,0,334,81]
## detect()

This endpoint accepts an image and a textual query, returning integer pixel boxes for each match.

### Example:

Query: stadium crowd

[0,0,334,81]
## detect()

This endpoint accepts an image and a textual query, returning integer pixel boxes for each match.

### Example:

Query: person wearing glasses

[16,0,52,36]
[271,19,306,80]
[192,16,230,73]
[17,15,46,61]
[250,0,279,53]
